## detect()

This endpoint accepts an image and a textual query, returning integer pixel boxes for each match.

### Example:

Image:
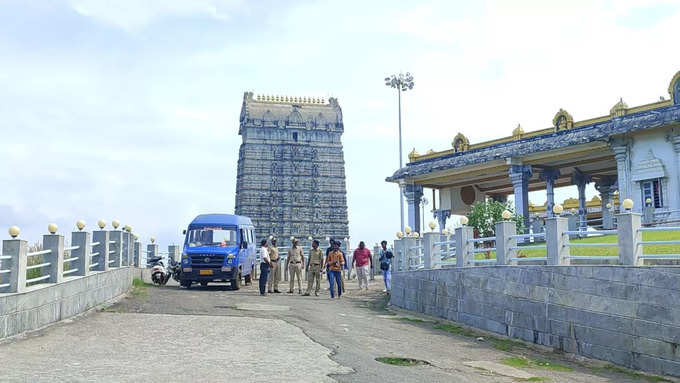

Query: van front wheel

[231,273,241,290]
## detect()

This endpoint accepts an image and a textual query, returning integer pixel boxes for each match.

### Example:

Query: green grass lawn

[471,231,680,259]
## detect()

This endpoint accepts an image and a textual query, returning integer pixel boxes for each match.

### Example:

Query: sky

[1,0,679,248]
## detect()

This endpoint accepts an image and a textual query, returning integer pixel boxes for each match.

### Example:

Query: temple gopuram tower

[235,92,349,246]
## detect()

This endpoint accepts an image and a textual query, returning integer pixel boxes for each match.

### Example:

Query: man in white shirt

[259,239,272,296]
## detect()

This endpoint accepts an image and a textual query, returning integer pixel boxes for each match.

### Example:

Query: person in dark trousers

[326,241,345,298]
[378,240,393,294]
[258,239,272,296]
[326,239,346,293]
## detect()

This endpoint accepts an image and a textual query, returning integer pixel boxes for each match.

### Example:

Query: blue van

[179,214,256,289]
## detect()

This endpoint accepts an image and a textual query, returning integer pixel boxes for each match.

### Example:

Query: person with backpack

[378,240,393,294]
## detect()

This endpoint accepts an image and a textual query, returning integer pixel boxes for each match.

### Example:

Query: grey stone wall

[0,267,136,340]
[391,266,680,377]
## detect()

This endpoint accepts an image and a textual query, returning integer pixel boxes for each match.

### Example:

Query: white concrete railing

[0,222,153,294]
[394,206,680,270]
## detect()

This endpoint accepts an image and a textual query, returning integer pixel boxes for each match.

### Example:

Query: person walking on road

[267,238,281,293]
[259,239,272,296]
[352,241,372,291]
[378,240,393,294]
[326,241,345,298]
[304,240,324,296]
[286,239,305,294]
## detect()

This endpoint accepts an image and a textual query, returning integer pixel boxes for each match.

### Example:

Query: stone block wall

[390,266,680,377]
[0,267,136,340]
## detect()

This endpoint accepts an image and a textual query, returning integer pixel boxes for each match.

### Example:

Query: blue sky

[1,0,679,248]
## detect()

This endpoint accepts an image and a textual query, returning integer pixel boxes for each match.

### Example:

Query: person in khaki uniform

[267,238,281,293]
[286,239,304,294]
[303,240,324,296]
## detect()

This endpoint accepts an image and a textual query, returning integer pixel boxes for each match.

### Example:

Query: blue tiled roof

[387,104,680,182]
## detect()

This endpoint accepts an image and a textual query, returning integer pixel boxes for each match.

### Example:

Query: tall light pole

[385,72,414,231]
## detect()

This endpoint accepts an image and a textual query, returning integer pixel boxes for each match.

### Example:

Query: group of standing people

[257,238,394,298]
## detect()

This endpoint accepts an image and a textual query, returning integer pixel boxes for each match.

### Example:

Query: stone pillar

[612,143,632,210]
[455,226,474,267]
[546,217,570,265]
[168,245,180,263]
[109,230,123,268]
[617,212,642,265]
[92,230,110,271]
[540,168,560,218]
[393,239,405,272]
[121,232,130,266]
[495,221,517,265]
[70,231,91,277]
[509,165,532,231]
[147,244,159,266]
[671,133,680,220]
[1,239,28,293]
[433,209,451,233]
[422,232,438,269]
[43,234,64,284]
[595,176,617,229]
[133,241,142,267]
[573,169,591,232]
[403,184,424,234]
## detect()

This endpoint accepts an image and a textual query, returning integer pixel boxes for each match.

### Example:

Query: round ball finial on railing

[396,231,404,239]
[112,220,120,229]
[645,197,652,205]
[97,219,106,229]
[404,225,412,235]
[123,225,131,232]
[8,226,20,238]
[290,236,295,241]
[553,204,564,215]
[48,223,58,234]
[606,203,612,209]
[307,236,313,241]
[501,210,512,220]
[343,237,348,242]
[412,232,420,239]
[623,198,634,210]
[325,236,330,241]
[460,216,469,225]
[76,220,86,231]
[150,237,156,244]
[134,235,139,241]
[428,221,436,231]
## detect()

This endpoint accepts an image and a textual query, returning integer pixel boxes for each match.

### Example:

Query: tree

[466,200,524,238]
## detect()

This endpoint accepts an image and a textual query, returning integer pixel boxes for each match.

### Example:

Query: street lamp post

[385,72,415,231]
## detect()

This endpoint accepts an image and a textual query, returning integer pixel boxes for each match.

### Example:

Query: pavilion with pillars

[387,70,680,234]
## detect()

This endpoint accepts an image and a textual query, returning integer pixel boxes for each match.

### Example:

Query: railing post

[402,237,415,270]
[92,230,110,271]
[71,231,91,277]
[546,217,570,265]
[121,232,130,266]
[456,226,474,267]
[147,243,159,266]
[133,240,142,267]
[109,230,123,268]
[422,232,437,269]
[43,234,64,284]
[1,239,28,293]
[371,245,380,280]
[617,212,642,265]
[495,221,517,265]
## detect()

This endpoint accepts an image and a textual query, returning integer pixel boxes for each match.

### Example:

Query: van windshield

[186,227,237,248]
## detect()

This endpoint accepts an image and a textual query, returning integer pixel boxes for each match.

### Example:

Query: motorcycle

[167,257,182,283]
[150,257,171,286]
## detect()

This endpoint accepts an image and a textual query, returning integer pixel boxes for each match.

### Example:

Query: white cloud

[69,0,243,31]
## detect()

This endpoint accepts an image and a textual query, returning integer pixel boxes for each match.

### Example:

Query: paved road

[0,277,672,382]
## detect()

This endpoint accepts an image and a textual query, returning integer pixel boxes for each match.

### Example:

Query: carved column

[595,176,617,229]
[540,168,560,218]
[509,165,532,232]
[403,184,424,234]
[672,132,680,220]
[611,143,631,210]
[572,169,591,232]
[432,209,451,233]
